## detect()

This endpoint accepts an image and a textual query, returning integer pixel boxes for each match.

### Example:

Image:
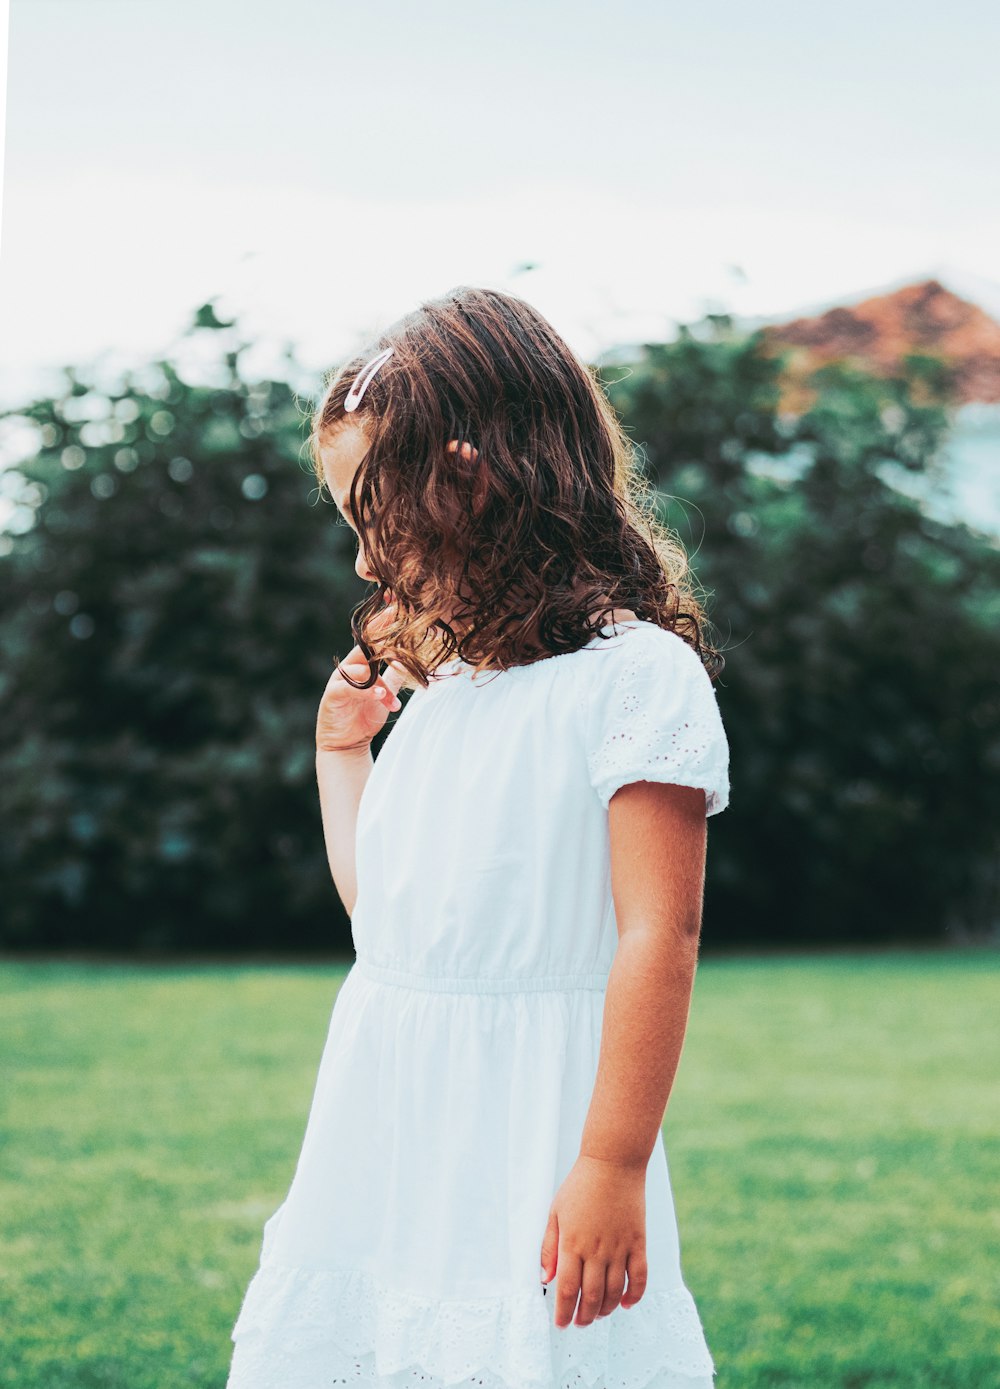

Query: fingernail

[540,1265,548,1283]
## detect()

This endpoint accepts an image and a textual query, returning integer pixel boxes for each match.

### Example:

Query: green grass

[1,949,997,1389]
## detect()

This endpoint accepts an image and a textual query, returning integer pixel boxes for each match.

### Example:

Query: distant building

[594,271,1000,537]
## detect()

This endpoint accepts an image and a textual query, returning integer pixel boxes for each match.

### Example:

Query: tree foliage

[0,310,368,950]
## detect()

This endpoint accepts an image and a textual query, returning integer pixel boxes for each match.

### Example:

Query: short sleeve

[580,624,731,814]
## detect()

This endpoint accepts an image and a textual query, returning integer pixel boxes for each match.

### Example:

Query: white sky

[2,0,1000,407]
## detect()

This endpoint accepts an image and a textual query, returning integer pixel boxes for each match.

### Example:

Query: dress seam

[352,956,611,995]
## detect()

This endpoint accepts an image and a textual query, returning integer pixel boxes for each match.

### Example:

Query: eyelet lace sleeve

[581,624,731,814]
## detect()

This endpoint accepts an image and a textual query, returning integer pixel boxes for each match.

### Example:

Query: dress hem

[227,1258,715,1389]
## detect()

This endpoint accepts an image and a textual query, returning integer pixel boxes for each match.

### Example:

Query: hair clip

[344,347,394,413]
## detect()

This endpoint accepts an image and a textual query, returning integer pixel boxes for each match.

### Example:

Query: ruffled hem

[227,1261,715,1389]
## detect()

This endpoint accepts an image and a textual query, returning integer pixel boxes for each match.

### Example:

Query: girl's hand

[539,1155,648,1329]
[316,601,407,753]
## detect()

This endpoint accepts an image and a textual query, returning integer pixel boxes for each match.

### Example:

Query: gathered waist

[352,955,610,996]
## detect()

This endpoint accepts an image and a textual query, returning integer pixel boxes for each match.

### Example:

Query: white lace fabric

[229,1260,715,1388]
[578,625,730,814]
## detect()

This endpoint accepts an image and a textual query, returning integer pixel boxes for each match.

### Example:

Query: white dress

[226,618,731,1389]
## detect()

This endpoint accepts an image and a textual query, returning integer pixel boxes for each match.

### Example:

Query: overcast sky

[2,0,999,406]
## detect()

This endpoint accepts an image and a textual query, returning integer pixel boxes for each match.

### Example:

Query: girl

[226,286,730,1389]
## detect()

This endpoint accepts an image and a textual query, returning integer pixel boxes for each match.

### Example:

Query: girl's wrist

[577,1149,650,1176]
[316,741,373,758]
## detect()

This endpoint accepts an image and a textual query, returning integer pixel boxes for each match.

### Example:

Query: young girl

[226,286,730,1389]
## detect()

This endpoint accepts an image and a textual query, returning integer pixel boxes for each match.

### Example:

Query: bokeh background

[1,2,997,1387]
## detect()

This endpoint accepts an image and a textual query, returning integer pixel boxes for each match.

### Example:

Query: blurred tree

[603,322,1000,945]
[0,305,372,951]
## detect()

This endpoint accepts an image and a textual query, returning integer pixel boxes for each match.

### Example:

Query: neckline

[431,620,646,685]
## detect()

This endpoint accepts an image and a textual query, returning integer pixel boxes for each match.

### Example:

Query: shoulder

[575,621,719,730]
[578,619,712,689]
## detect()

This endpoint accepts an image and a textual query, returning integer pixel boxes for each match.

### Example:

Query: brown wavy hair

[308,285,724,691]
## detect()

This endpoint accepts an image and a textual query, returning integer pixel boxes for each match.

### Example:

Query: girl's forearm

[315,747,373,916]
[578,927,700,1170]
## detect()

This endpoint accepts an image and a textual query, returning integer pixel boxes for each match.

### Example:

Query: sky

[2,0,1000,409]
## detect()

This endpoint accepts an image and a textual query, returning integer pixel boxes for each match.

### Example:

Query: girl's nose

[355,552,376,583]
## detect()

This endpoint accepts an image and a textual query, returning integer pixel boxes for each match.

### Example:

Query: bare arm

[540,778,708,1329]
[579,779,708,1168]
[316,747,374,917]
[313,636,406,919]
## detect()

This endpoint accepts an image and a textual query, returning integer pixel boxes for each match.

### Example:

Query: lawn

[0,949,997,1388]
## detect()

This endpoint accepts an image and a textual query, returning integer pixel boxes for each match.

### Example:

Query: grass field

[1,949,997,1389]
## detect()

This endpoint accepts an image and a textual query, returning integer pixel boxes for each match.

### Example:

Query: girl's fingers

[621,1248,648,1307]
[575,1259,607,1328]
[378,663,406,697]
[600,1259,628,1318]
[374,681,402,711]
[554,1249,583,1329]
[336,608,407,709]
[333,657,400,711]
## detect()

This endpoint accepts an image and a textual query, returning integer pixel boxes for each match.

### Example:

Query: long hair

[308,285,724,690]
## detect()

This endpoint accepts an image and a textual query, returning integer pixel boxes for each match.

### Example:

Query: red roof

[760,279,1000,408]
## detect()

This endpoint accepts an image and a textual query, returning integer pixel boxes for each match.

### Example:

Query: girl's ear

[445,438,488,516]
[447,436,488,519]
[446,439,479,464]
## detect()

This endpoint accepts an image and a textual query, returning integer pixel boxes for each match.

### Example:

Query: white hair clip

[343,347,394,413]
